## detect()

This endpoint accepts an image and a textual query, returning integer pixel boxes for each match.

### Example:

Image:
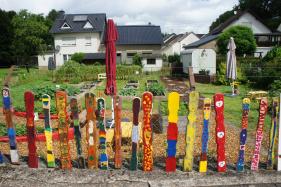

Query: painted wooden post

[97,97,108,170]
[251,98,268,171]
[56,91,72,169]
[278,94,281,171]
[183,91,199,171]
[42,94,55,168]
[214,93,226,172]
[236,98,250,172]
[114,96,122,169]
[199,98,211,173]
[24,91,38,168]
[130,97,141,171]
[142,92,153,171]
[85,93,98,169]
[70,97,85,168]
[267,97,278,169]
[2,86,19,164]
[166,92,180,172]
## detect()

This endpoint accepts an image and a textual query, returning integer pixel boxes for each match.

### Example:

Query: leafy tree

[44,9,60,46]
[12,10,49,64]
[168,53,180,63]
[0,9,16,66]
[217,25,256,55]
[209,10,237,32]
[132,53,142,66]
[71,52,85,63]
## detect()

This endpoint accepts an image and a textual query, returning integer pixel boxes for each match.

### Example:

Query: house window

[63,54,72,62]
[142,51,152,55]
[85,37,91,46]
[61,22,71,29]
[127,52,137,57]
[62,37,76,46]
[147,58,156,65]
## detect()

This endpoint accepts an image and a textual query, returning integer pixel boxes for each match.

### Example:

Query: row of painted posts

[1,86,281,172]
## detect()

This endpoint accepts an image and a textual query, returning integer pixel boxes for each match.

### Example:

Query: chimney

[57,10,65,20]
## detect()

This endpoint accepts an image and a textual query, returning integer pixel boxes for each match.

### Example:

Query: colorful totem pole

[2,86,19,164]
[56,91,72,169]
[236,98,250,172]
[278,94,281,171]
[42,94,55,168]
[251,98,268,171]
[70,97,85,168]
[24,91,38,168]
[214,93,226,172]
[183,91,199,171]
[114,96,122,169]
[130,97,141,171]
[97,97,108,170]
[267,98,278,169]
[166,92,180,172]
[142,92,153,171]
[199,98,211,173]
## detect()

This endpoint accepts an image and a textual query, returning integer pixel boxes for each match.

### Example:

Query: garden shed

[181,49,216,75]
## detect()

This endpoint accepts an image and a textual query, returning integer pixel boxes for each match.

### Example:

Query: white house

[161,32,200,56]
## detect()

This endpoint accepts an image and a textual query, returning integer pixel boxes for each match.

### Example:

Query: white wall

[142,58,163,72]
[254,47,273,58]
[226,12,271,34]
[38,53,54,68]
[54,32,101,66]
[278,23,281,32]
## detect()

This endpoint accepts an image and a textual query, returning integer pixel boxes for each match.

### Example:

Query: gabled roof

[162,32,200,49]
[116,25,163,45]
[183,34,218,49]
[50,12,106,34]
[209,9,271,35]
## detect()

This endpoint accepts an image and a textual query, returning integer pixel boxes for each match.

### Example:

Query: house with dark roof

[38,11,163,69]
[183,10,281,57]
[161,32,200,56]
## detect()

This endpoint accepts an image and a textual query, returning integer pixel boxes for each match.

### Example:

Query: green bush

[168,54,180,63]
[71,52,85,63]
[0,123,45,136]
[132,54,142,66]
[159,101,188,116]
[217,25,256,55]
[55,60,82,83]
[146,83,165,96]
[119,88,137,96]
[269,79,281,97]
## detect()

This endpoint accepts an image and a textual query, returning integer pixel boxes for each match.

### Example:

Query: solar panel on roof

[73,15,88,21]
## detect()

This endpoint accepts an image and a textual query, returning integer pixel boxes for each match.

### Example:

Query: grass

[196,83,272,131]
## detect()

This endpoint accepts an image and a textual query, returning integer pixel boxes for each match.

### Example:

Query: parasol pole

[110,95,115,128]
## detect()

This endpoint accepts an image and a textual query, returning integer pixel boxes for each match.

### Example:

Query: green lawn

[196,83,271,131]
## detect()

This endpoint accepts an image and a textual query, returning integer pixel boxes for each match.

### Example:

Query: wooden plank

[278,94,281,171]
[199,98,211,173]
[188,67,196,91]
[85,93,98,169]
[214,93,226,172]
[267,98,278,170]
[166,92,180,172]
[3,86,19,164]
[142,92,153,171]
[236,98,250,172]
[3,65,15,86]
[42,94,55,168]
[24,91,38,168]
[183,91,199,171]
[114,96,122,169]
[56,91,72,169]
[251,98,268,171]
[97,97,108,170]
[130,97,141,171]
[70,97,85,169]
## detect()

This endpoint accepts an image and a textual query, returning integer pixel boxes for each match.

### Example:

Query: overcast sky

[1,0,239,34]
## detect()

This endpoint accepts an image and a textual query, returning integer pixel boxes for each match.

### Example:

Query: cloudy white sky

[1,0,239,34]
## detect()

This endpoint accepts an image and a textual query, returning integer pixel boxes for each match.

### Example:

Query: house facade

[39,11,163,70]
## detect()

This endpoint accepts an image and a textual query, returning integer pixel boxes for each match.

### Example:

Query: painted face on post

[2,89,9,98]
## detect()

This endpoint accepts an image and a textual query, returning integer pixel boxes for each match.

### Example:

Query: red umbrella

[105,19,118,96]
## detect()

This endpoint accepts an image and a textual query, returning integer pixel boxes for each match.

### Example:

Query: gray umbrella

[226,37,237,95]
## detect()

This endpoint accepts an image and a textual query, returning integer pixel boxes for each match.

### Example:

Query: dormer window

[83,21,93,29]
[61,22,71,29]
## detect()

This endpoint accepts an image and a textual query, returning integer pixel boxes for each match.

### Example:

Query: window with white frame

[85,36,91,46]
[62,37,76,46]
[63,54,72,62]
[147,58,156,65]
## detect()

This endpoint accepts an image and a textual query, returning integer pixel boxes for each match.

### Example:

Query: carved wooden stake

[251,98,268,171]
[24,91,38,168]
[114,96,122,169]
[70,97,85,168]
[85,93,98,169]
[214,93,226,172]
[97,97,108,170]
[42,94,55,168]
[166,92,180,172]
[183,91,199,171]
[142,92,153,171]
[130,97,141,171]
[236,98,250,172]
[56,91,72,169]
[267,97,278,169]
[278,94,281,171]
[199,98,211,173]
[2,86,19,164]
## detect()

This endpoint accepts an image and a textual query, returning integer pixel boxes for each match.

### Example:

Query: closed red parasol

[105,19,118,95]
